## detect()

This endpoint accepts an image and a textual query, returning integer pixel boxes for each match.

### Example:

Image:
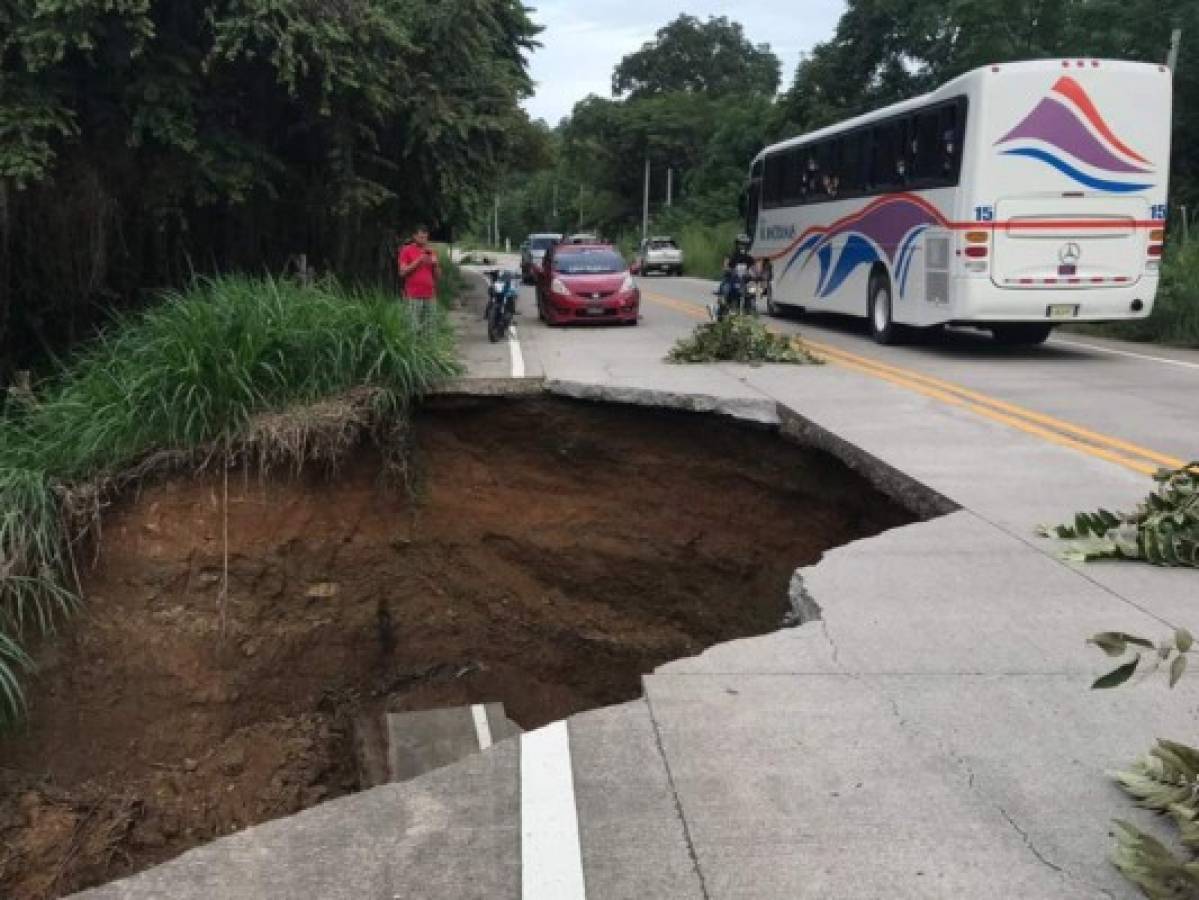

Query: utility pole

[1167,27,1182,71]
[552,183,558,221]
[493,195,500,248]
[666,168,673,208]
[641,155,650,243]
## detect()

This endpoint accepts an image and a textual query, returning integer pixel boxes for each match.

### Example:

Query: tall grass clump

[1087,240,1199,347]
[0,274,461,724]
[675,220,740,279]
[436,248,466,309]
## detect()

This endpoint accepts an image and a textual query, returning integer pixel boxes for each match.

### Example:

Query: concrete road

[633,273,1198,468]
[463,265,1196,476]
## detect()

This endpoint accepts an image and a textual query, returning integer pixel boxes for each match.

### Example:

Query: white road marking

[471,703,493,751]
[520,721,586,900]
[1049,337,1199,370]
[508,325,525,378]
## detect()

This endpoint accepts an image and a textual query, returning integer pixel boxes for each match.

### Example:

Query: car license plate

[1047,304,1078,320]
[586,305,605,315]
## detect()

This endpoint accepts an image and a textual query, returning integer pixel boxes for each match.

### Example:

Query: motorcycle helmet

[734,233,751,248]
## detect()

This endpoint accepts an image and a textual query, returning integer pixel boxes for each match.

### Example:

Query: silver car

[637,236,684,276]
[520,233,563,284]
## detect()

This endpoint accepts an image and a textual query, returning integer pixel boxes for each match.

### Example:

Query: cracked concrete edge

[774,403,959,521]
[542,379,781,426]
[787,570,823,626]
[427,375,547,397]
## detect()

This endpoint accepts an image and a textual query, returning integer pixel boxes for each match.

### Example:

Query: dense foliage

[0,0,538,369]
[0,274,460,723]
[1041,463,1199,567]
[612,14,781,99]
[667,315,821,365]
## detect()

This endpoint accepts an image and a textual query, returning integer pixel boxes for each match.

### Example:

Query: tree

[612,15,781,99]
[0,0,541,368]
[772,0,1197,206]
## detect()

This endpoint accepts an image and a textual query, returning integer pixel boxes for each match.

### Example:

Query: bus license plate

[1047,304,1078,320]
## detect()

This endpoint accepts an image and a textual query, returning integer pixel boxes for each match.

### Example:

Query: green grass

[0,274,461,724]
[673,220,740,280]
[1080,240,1199,347]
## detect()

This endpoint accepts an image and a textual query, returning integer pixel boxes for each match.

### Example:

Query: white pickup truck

[636,236,684,276]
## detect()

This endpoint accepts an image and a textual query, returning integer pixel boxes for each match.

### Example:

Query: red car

[536,242,640,326]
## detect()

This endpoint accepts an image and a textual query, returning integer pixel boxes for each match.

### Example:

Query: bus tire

[868,276,900,345]
[991,324,1053,346]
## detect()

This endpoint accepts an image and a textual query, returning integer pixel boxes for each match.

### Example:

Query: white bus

[746,59,1173,345]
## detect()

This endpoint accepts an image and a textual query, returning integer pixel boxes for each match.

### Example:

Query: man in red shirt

[396,224,441,332]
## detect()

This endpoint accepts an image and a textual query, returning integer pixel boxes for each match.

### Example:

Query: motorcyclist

[717,233,758,301]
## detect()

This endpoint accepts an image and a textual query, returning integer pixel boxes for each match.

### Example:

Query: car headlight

[620,274,636,293]
[551,277,570,296]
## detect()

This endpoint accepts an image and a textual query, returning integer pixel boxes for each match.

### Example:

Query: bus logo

[995,76,1153,194]
[1059,242,1081,265]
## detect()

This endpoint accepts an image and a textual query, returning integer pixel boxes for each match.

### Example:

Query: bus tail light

[1147,230,1164,271]
[963,231,989,270]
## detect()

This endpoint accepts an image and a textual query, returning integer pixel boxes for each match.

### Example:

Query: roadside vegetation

[0,275,460,724]
[1087,628,1199,897]
[1084,237,1199,348]
[668,316,821,365]
[0,0,539,375]
[1068,462,1198,894]
[1040,462,1198,567]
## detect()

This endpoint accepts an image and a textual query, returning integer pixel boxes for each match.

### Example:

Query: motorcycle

[483,269,520,343]
[715,262,761,321]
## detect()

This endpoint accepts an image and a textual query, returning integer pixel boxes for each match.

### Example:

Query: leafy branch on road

[1086,627,1199,898]
[1039,463,1199,567]
[667,316,821,365]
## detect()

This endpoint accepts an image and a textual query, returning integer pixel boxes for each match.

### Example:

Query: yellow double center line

[642,289,1184,476]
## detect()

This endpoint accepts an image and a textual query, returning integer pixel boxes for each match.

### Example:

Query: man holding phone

[396,224,441,332]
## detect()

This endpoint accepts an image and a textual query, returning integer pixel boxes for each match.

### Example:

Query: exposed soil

[0,396,916,898]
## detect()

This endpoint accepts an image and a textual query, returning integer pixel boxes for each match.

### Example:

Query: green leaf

[1176,628,1193,654]
[1089,632,1127,657]
[1089,632,1154,656]
[1092,656,1139,690]
[1170,654,1188,688]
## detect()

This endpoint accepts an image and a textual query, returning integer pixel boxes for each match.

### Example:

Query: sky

[522,1,847,125]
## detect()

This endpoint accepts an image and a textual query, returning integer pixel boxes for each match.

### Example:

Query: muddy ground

[0,396,916,897]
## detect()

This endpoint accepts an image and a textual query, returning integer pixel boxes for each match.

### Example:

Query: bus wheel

[765,285,783,318]
[868,276,899,345]
[991,324,1053,346]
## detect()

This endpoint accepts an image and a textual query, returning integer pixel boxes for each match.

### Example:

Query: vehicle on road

[520,233,563,284]
[536,242,639,326]
[484,268,520,342]
[636,236,684,275]
[715,263,763,320]
[565,232,600,244]
[744,59,1172,345]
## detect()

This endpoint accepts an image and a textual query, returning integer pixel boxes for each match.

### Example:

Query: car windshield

[529,236,557,251]
[555,249,624,275]
[649,240,677,249]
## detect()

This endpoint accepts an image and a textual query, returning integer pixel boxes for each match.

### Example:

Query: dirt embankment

[0,397,915,898]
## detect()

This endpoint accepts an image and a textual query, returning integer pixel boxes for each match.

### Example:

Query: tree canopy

[0,0,540,366]
[612,15,782,99]
[774,0,1197,204]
